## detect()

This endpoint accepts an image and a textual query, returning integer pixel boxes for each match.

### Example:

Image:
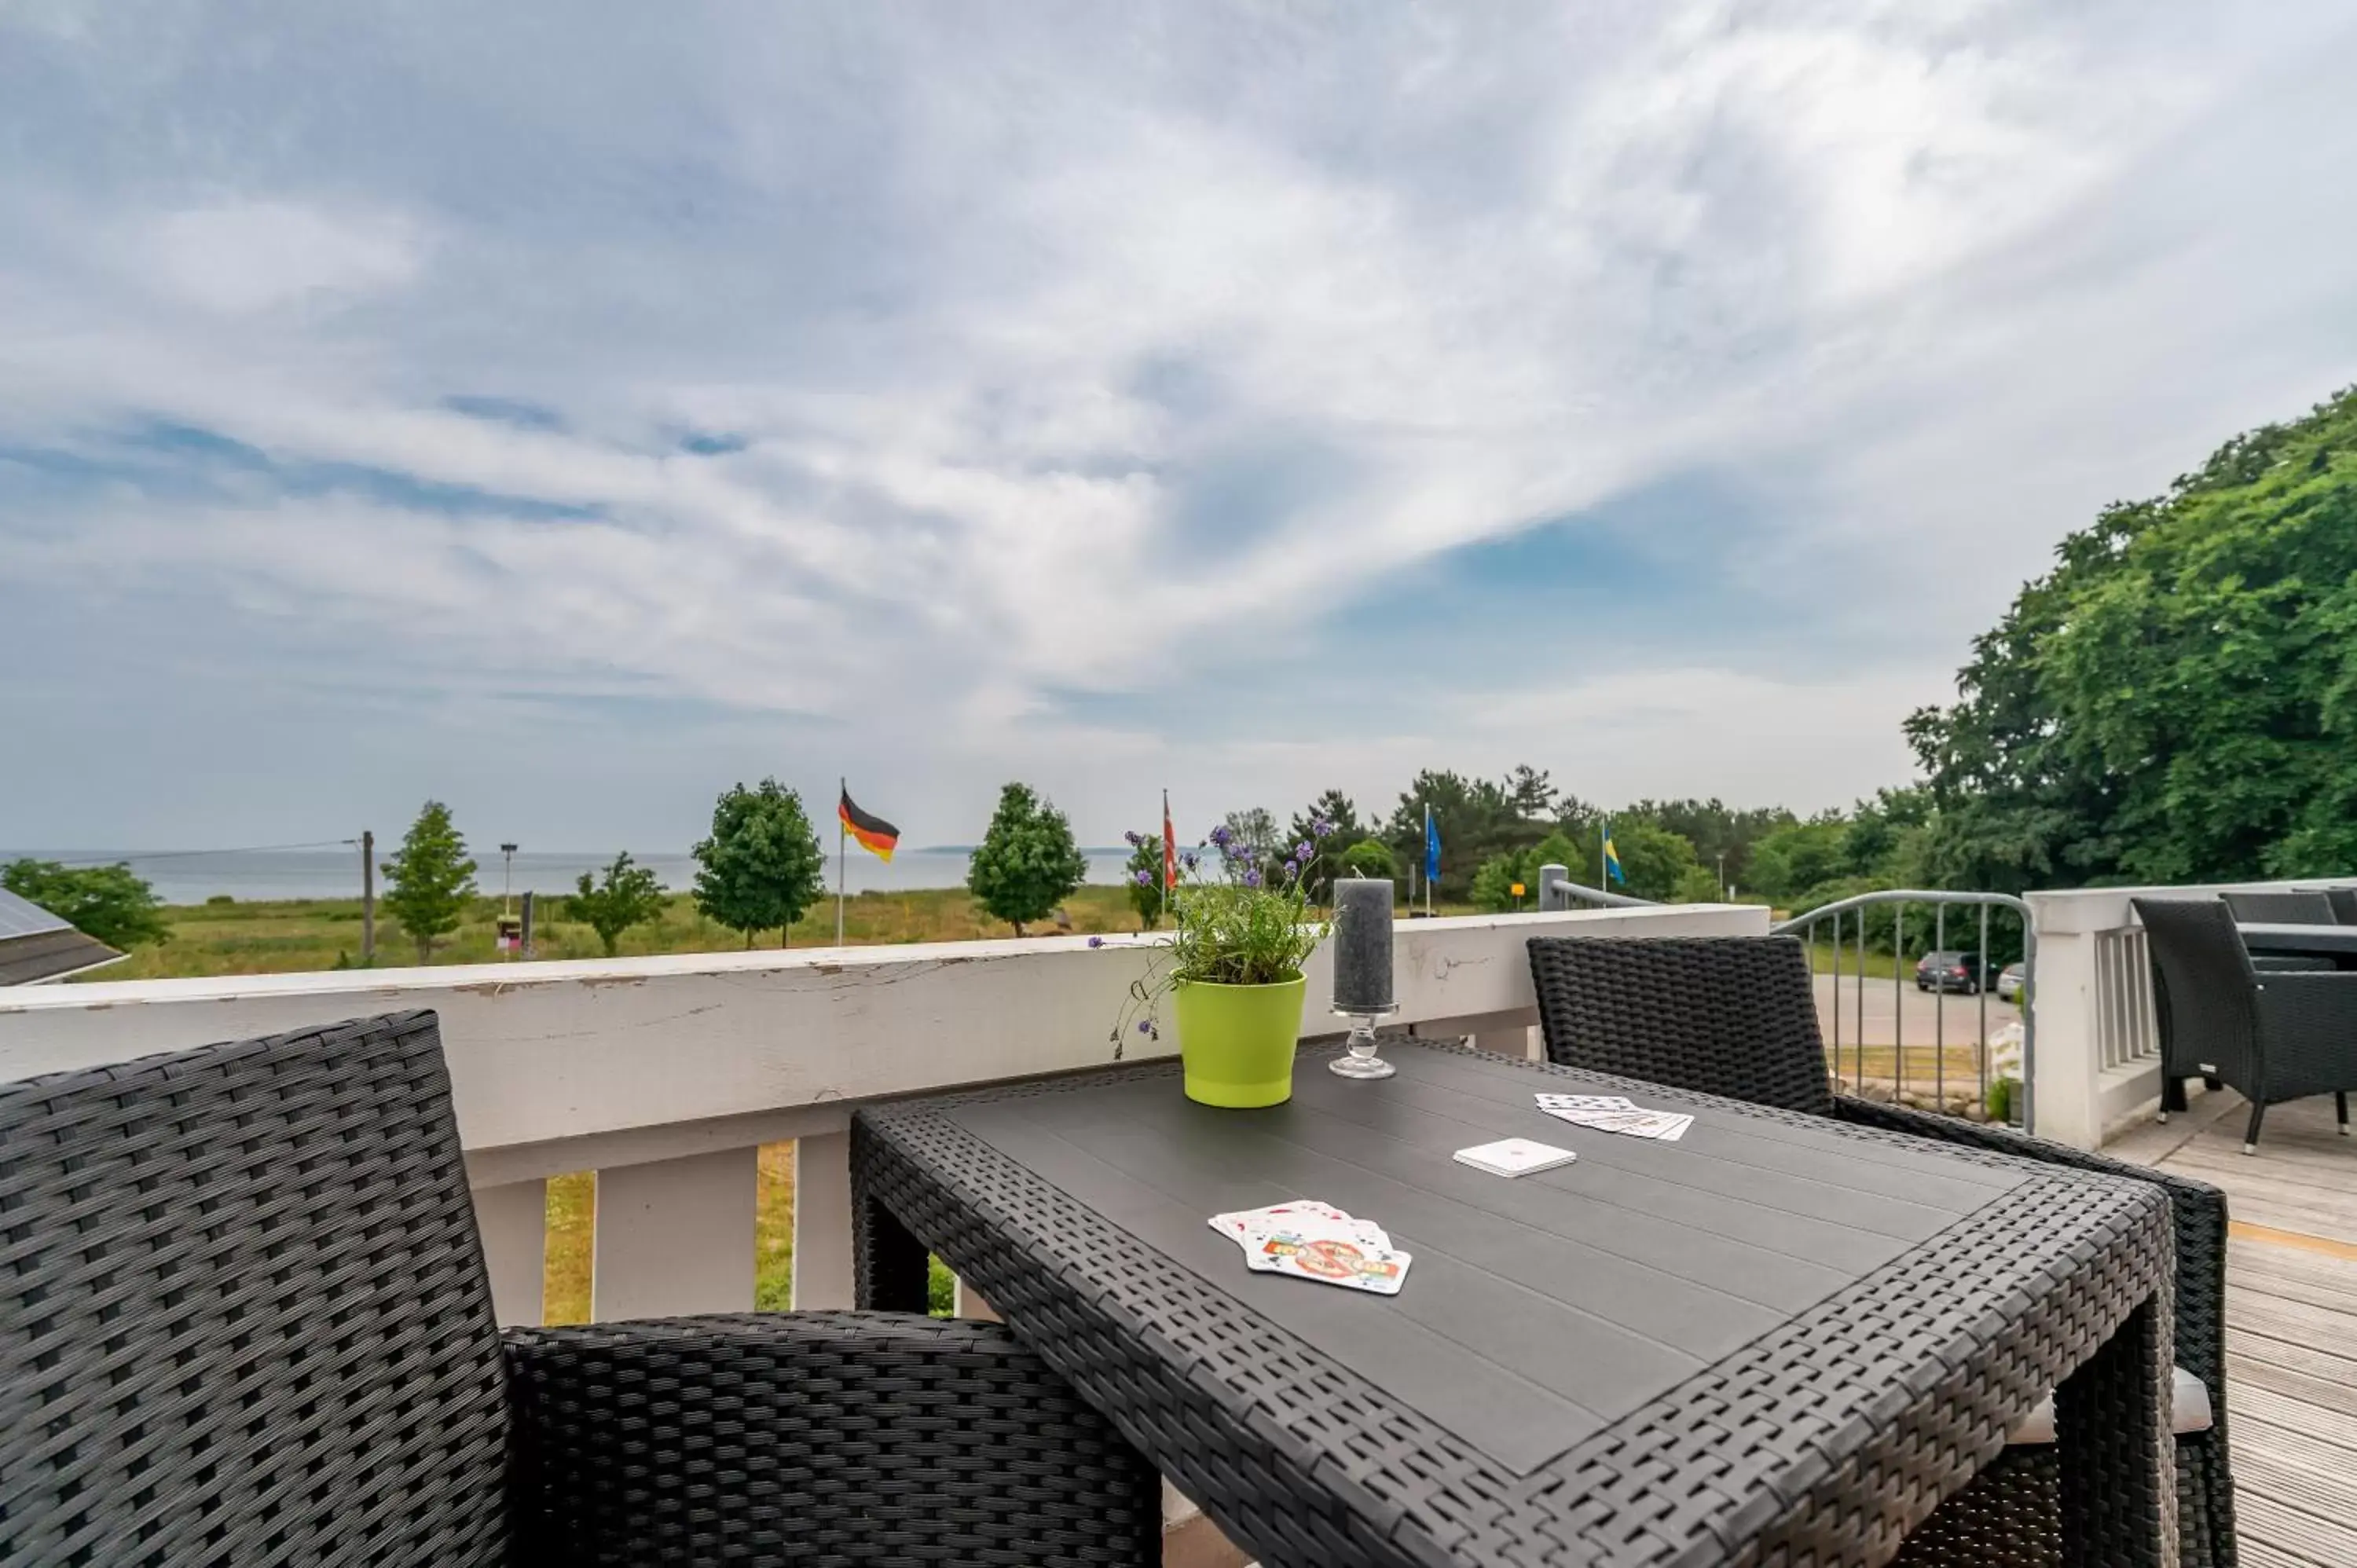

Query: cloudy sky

[5,2,2356,851]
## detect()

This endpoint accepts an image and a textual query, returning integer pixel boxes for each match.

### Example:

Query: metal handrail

[1534,869,1659,910]
[1773,890,2036,1136]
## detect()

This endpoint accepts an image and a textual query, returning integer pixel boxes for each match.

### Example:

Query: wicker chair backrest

[2221,889,2339,925]
[1527,936,1836,1116]
[2331,888,2357,926]
[0,1011,509,1567]
[2132,899,2264,1089]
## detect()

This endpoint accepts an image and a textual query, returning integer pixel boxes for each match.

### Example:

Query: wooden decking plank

[2162,1143,2357,1203]
[2227,1295,2357,1367]
[2237,1537,2328,1568]
[2231,1257,2357,1314]
[2236,1452,2357,1546]
[2231,1377,2357,1456]
[2231,1415,2357,1489]
[2236,1489,2357,1566]
[2230,1235,2357,1291]
[2229,1350,2357,1419]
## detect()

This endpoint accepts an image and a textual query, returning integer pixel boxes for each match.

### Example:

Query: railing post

[791,1130,857,1310]
[2025,925,2102,1149]
[471,1178,548,1327]
[1537,864,1569,912]
[591,1148,758,1319]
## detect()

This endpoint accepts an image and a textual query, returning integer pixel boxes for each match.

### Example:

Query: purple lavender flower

[1291,841,1312,863]
[1243,866,1263,888]
[1124,830,1143,848]
[1209,824,1233,848]
[1181,851,1200,872]
[1137,1018,1153,1035]
[1283,860,1299,881]
[1133,868,1153,887]
[1087,936,1105,948]
[1313,817,1336,838]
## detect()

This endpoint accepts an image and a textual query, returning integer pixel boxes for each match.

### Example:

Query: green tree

[1584,818,1702,903]
[1469,830,1581,911]
[1381,768,1545,901]
[1217,807,1281,885]
[1288,789,1365,903]
[569,852,668,956]
[0,859,170,950]
[967,782,1088,936]
[1743,817,1853,907]
[1340,838,1397,881]
[691,779,826,947]
[1908,386,2357,889]
[379,800,479,963]
[1122,832,1168,930]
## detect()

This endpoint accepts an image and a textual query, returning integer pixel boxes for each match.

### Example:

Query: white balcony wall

[2026,877,2356,1149]
[0,903,1766,1324]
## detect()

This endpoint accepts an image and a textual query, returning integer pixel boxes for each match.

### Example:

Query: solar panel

[0,887,72,941]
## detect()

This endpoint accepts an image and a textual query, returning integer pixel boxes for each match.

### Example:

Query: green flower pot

[1172,976,1306,1108]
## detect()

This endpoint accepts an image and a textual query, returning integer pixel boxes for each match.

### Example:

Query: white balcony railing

[2025,877,2356,1148]
[0,901,1767,1328]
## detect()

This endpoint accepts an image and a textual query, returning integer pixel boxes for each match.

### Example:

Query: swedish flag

[1603,819,1626,886]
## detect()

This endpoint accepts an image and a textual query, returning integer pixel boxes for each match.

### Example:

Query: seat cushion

[2004,1365,2212,1444]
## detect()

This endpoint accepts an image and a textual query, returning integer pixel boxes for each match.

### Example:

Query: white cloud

[139,200,426,315]
[2,1,2355,844]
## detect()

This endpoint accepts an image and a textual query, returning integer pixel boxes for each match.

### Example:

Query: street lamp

[498,844,520,960]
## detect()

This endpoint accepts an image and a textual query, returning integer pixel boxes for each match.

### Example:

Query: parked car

[1996,962,2026,1002]
[1915,950,1996,994]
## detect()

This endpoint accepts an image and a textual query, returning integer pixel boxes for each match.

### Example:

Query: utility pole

[360,830,376,964]
[1717,852,1727,901]
[499,843,519,959]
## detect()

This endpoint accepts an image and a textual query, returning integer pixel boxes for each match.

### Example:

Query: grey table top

[2240,921,2357,956]
[943,1043,2033,1475]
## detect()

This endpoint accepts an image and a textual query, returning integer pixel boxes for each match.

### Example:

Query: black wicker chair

[2220,888,2340,925]
[1527,933,2235,1568]
[0,1010,1160,1568]
[2135,896,2357,1152]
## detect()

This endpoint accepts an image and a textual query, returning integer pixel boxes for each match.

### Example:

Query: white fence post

[471,1178,548,1328]
[591,1148,758,1319]
[790,1130,857,1311]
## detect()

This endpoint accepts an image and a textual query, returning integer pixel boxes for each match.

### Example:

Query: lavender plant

[1102,815,1336,1056]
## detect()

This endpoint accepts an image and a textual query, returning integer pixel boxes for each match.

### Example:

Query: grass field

[86,884,1159,981]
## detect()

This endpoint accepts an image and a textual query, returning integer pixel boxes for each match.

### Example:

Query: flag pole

[1599,815,1607,891]
[836,775,847,945]
[1160,788,1170,924]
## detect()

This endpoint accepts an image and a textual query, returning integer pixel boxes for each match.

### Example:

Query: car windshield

[1923,951,1968,964]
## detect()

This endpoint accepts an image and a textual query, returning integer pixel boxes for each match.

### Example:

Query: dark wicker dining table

[852,1039,2178,1568]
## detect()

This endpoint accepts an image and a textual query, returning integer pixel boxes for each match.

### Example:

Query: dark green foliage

[1618,798,1797,890]
[691,779,826,946]
[1123,833,1166,930]
[1469,831,1580,912]
[1339,838,1397,881]
[1909,386,2357,889]
[379,801,478,962]
[966,782,1088,936]
[1,859,170,950]
[1380,768,1553,901]
[1288,789,1365,903]
[569,852,669,955]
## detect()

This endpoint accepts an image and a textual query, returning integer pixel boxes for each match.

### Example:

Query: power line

[35,840,361,868]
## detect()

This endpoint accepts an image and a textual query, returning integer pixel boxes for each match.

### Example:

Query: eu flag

[1424,810,1442,884]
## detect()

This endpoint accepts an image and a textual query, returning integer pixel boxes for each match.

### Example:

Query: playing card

[1245,1230,1411,1294]
[1534,1093,1636,1112]
[1589,1109,1692,1140]
[1452,1138,1578,1177]
[1210,1201,1389,1255]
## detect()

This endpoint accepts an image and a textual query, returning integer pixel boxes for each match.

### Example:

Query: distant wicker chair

[0,1011,1159,1567]
[2221,888,2341,925]
[2331,888,2357,925]
[2135,896,2357,1152]
[1527,932,2235,1568]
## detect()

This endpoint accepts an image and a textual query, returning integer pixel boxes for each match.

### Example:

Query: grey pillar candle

[1331,877,1396,1012]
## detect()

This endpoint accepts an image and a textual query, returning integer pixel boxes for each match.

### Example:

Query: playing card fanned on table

[1208,1200,1412,1295]
[1534,1092,1694,1142]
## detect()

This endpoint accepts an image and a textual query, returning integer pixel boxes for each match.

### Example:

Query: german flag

[839,786,900,862]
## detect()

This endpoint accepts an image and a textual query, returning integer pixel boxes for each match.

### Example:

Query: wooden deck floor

[2108,1090,2357,1566]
